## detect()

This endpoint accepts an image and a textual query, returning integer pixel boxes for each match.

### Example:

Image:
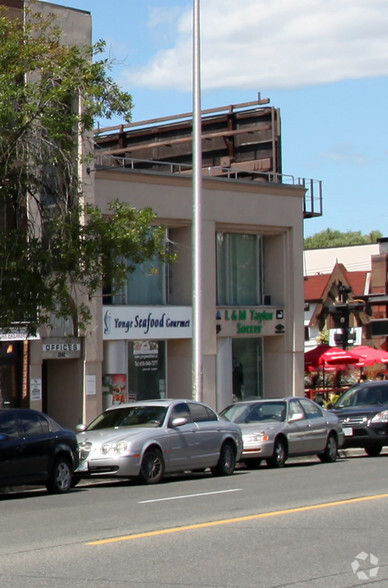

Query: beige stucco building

[94,160,306,419]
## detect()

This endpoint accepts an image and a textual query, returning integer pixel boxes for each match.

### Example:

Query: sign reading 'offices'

[42,338,82,359]
[103,306,192,340]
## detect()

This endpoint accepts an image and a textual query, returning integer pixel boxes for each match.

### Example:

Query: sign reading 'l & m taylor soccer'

[216,307,285,337]
[103,306,192,340]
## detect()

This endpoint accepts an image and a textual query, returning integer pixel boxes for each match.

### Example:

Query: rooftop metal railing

[95,154,323,219]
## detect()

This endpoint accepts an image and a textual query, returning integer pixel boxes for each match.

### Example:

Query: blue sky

[43,0,388,239]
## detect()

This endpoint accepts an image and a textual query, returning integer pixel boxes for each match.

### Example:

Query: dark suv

[330,381,388,456]
[0,409,79,493]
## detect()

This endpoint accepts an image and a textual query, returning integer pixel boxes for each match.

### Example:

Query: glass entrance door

[232,338,263,400]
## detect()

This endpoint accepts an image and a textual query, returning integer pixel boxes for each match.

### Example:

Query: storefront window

[217,233,263,306]
[232,338,263,400]
[128,340,166,400]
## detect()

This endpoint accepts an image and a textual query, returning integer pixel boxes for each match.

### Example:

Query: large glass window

[128,340,166,400]
[109,228,169,306]
[217,233,263,306]
[112,256,167,305]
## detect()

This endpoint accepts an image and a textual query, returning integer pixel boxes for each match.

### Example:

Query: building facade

[95,160,306,417]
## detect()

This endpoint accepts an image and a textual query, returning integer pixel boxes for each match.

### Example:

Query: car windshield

[86,405,168,430]
[334,384,388,408]
[221,402,286,423]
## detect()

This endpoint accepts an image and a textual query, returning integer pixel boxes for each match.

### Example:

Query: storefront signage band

[216,307,285,337]
[103,306,192,340]
[0,329,40,341]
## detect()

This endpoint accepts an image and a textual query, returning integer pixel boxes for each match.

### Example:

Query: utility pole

[192,0,203,401]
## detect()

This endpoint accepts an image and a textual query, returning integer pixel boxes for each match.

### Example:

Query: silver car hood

[238,422,284,433]
[77,426,161,445]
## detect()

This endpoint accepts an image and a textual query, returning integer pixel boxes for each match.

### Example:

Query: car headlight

[243,432,269,444]
[114,440,129,455]
[101,440,129,455]
[370,411,388,424]
[101,443,112,455]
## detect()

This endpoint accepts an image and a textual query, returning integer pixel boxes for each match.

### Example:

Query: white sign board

[329,327,362,347]
[0,329,40,341]
[30,378,42,402]
[86,375,96,396]
[42,338,82,359]
[103,306,192,340]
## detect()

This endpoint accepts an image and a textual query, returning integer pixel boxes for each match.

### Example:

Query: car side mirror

[170,417,188,427]
[289,413,304,422]
[76,424,86,432]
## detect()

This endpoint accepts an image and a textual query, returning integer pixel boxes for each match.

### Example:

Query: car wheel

[211,442,236,476]
[267,438,287,468]
[46,457,72,494]
[318,433,338,463]
[138,447,165,484]
[365,445,383,457]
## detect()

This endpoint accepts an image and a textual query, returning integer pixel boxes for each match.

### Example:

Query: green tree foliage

[0,6,173,334]
[304,228,383,250]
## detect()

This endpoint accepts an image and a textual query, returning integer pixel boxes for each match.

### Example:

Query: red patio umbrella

[304,344,361,369]
[352,345,388,367]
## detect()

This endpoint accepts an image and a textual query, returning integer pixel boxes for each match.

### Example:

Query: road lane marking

[138,488,242,504]
[87,492,388,546]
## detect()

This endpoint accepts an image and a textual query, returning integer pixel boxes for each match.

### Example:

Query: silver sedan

[74,399,243,484]
[220,397,344,468]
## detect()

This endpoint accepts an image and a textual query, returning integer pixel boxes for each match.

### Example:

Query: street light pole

[192,0,203,401]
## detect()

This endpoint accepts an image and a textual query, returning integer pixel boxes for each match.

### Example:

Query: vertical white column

[192,0,203,401]
[104,341,126,374]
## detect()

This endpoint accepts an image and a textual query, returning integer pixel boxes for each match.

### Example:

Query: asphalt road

[1,450,388,587]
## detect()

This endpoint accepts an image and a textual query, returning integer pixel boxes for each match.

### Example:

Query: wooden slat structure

[94,96,280,176]
[94,95,322,218]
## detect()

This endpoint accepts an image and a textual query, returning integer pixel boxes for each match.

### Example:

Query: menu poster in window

[133,341,159,372]
[112,374,127,404]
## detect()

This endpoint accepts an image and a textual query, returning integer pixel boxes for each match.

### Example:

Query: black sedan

[0,409,79,493]
[330,381,388,456]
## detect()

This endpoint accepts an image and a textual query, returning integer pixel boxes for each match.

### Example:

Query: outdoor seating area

[304,344,388,406]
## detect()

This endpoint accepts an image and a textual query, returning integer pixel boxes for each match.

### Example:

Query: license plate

[343,427,353,437]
